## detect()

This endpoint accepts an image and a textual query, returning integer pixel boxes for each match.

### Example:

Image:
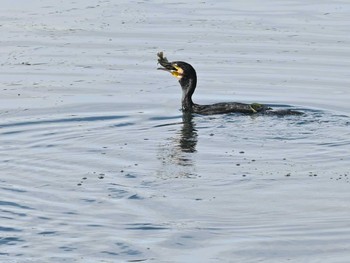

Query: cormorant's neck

[179,75,197,112]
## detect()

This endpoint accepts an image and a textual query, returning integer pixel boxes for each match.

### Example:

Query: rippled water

[1,1,350,262]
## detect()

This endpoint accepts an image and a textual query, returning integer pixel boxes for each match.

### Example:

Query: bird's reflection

[156,113,198,178]
[178,112,198,154]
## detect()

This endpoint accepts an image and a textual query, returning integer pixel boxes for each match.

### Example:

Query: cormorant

[157,52,302,116]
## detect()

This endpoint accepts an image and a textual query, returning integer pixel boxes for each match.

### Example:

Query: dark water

[1,1,350,262]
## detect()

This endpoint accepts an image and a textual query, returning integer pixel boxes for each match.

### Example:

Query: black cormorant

[157,52,302,116]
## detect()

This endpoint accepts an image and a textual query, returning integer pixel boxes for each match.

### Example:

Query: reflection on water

[156,113,198,178]
[178,112,198,153]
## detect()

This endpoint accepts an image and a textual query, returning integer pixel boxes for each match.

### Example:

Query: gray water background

[1,0,350,262]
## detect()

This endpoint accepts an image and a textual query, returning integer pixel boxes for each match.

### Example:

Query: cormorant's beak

[157,64,176,72]
[157,64,184,79]
[157,51,184,79]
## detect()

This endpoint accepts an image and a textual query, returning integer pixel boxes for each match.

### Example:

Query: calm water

[1,1,350,262]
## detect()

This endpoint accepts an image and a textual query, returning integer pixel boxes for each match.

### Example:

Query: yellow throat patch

[171,65,184,79]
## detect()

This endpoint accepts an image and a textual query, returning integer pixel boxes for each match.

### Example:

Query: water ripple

[0,115,126,129]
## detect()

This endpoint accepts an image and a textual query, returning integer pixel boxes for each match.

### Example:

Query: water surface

[1,0,350,262]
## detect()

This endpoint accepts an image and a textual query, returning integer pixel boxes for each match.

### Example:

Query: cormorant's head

[157,52,196,82]
[158,61,196,81]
